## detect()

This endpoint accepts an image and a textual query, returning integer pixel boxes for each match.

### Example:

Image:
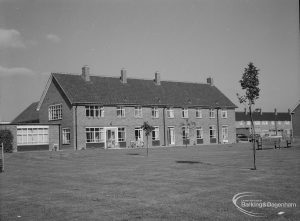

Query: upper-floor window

[271,121,275,125]
[285,121,290,125]
[254,121,261,125]
[196,108,202,118]
[48,104,62,120]
[62,128,71,144]
[85,106,104,118]
[221,110,227,118]
[166,108,174,118]
[117,106,125,118]
[239,121,244,126]
[152,107,159,118]
[209,109,215,118]
[278,121,282,125]
[246,121,251,125]
[134,106,142,118]
[262,121,268,125]
[182,108,189,118]
[152,127,160,141]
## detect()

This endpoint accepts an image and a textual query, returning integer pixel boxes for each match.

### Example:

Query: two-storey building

[35,66,237,150]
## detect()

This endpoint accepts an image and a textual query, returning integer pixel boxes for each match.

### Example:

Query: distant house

[34,66,237,150]
[235,109,292,138]
[291,100,300,139]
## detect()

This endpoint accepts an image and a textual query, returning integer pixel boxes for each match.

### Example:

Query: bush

[0,130,14,153]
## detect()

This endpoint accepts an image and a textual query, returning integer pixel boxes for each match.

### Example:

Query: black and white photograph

[0,0,299,220]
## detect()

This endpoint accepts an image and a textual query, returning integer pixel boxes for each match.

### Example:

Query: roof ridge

[52,72,209,85]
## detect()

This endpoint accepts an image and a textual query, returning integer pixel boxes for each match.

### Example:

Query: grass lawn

[0,143,299,221]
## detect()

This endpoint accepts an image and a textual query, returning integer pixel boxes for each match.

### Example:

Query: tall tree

[237,62,260,170]
[141,122,155,157]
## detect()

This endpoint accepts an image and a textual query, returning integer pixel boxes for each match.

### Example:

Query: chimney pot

[207,77,214,86]
[154,71,161,86]
[120,68,127,84]
[82,65,90,81]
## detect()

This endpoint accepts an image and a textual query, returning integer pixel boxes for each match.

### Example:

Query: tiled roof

[12,102,39,123]
[51,73,237,108]
[235,112,291,121]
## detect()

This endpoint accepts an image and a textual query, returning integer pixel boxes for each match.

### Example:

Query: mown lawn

[0,143,299,221]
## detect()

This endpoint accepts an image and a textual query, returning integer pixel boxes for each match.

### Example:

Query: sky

[0,0,299,122]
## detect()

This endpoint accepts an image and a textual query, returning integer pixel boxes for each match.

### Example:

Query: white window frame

[246,121,251,126]
[134,106,143,118]
[134,127,143,141]
[48,104,62,120]
[278,121,282,125]
[262,121,268,125]
[254,121,261,125]
[117,106,125,118]
[196,127,203,139]
[62,128,71,144]
[285,121,290,125]
[152,107,159,118]
[209,109,216,118]
[182,108,189,118]
[182,126,189,140]
[209,125,216,138]
[118,127,126,142]
[86,127,105,143]
[196,108,202,118]
[152,126,160,141]
[239,121,244,126]
[85,106,104,118]
[17,126,49,145]
[221,110,227,118]
[166,108,174,118]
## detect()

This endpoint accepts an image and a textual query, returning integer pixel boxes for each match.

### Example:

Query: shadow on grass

[126,153,140,156]
[176,160,200,164]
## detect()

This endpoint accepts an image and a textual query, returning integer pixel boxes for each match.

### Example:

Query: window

[48,104,62,120]
[62,128,71,144]
[262,121,268,125]
[166,108,174,118]
[117,106,125,117]
[152,107,159,118]
[196,127,203,139]
[85,106,104,117]
[86,127,105,143]
[196,108,202,118]
[285,121,290,125]
[209,125,216,138]
[17,126,49,145]
[152,127,160,141]
[209,109,215,118]
[221,110,227,118]
[118,128,126,142]
[246,121,251,126]
[278,121,282,125]
[271,121,275,125]
[134,106,142,118]
[254,121,261,125]
[134,128,143,141]
[239,121,244,126]
[182,108,189,118]
[182,126,189,140]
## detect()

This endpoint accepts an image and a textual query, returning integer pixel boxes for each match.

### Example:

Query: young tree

[180,119,196,148]
[237,62,260,170]
[141,121,155,157]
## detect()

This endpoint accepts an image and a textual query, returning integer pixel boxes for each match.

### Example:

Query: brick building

[291,100,300,139]
[235,109,292,138]
[34,66,236,150]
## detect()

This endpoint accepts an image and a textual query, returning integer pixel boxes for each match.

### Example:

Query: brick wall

[292,105,300,138]
[39,77,74,150]
[75,106,236,149]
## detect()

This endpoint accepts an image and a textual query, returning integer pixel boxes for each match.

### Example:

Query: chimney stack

[82,65,90,81]
[274,108,277,115]
[207,77,214,86]
[154,71,161,86]
[260,108,262,115]
[120,68,127,84]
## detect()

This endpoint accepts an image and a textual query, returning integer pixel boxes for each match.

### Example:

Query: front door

[168,127,175,145]
[222,126,228,143]
[106,129,116,148]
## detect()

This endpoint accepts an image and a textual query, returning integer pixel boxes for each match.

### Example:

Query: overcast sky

[0,0,299,122]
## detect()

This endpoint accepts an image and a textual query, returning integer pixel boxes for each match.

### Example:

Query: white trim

[17,125,49,129]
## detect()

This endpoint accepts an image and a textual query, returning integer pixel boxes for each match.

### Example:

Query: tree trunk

[249,105,256,170]
[146,136,149,157]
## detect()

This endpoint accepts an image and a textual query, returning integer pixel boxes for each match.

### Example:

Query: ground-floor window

[196,127,203,139]
[135,128,143,141]
[152,126,159,140]
[17,126,49,145]
[62,128,71,144]
[86,127,104,143]
[118,127,126,142]
[209,125,216,138]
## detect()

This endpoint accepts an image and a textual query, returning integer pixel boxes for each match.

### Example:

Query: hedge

[0,130,13,153]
